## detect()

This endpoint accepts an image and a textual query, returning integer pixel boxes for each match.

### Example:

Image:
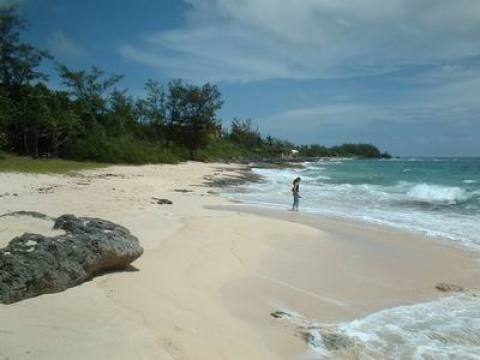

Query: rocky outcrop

[297,327,355,352]
[0,214,143,304]
[317,330,354,351]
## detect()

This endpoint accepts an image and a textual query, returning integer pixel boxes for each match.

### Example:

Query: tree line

[0,5,390,163]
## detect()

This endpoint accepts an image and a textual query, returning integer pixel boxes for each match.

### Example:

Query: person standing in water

[291,177,301,211]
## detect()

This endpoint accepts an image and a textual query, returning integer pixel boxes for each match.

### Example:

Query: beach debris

[173,189,193,193]
[152,197,173,205]
[435,282,464,293]
[101,173,122,178]
[1,210,53,220]
[0,192,17,198]
[75,181,90,186]
[37,185,57,194]
[89,173,126,180]
[0,214,143,304]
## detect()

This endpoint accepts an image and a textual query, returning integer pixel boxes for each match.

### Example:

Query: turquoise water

[231,158,480,249]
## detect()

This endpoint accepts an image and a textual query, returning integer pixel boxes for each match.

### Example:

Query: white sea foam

[464,179,478,184]
[270,294,480,359]
[406,184,472,205]
[312,294,480,359]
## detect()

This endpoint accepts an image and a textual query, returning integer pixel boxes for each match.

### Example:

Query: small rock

[173,189,193,193]
[152,197,173,205]
[436,283,464,293]
[270,311,292,319]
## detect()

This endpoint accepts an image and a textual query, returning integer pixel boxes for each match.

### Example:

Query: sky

[5,0,480,156]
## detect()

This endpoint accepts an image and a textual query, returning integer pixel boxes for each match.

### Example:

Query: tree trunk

[23,130,28,155]
[33,130,39,159]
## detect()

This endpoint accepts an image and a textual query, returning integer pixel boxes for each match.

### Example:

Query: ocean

[230,158,480,250]
[227,157,480,359]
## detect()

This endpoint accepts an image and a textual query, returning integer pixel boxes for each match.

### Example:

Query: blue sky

[8,0,480,156]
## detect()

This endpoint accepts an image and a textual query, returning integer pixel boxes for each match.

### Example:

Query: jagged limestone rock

[0,214,143,304]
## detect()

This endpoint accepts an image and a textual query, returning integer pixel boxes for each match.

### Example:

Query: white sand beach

[0,163,478,359]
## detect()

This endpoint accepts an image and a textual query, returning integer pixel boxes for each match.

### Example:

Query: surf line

[257,274,349,308]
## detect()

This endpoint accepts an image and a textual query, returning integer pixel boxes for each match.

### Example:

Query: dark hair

[293,177,301,184]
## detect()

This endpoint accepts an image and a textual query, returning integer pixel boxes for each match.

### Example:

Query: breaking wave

[406,184,473,205]
[290,294,480,359]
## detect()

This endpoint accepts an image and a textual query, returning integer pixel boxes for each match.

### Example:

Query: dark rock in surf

[297,327,354,351]
[270,311,293,319]
[0,214,143,304]
[435,283,464,293]
[320,330,355,351]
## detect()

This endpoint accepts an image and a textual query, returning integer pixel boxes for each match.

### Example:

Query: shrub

[64,133,187,164]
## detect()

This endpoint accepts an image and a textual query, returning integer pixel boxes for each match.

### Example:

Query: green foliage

[0,153,106,173]
[58,64,123,126]
[0,89,10,150]
[229,118,262,149]
[1,83,81,157]
[298,143,391,158]
[64,133,185,164]
[0,132,7,150]
[0,5,50,86]
[166,80,223,159]
[196,138,251,161]
[104,89,140,137]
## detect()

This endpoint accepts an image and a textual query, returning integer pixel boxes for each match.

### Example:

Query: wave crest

[406,184,473,205]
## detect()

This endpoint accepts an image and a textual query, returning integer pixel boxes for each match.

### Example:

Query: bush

[64,133,187,164]
[196,139,248,161]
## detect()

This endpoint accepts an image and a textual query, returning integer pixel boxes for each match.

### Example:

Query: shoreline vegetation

[0,6,390,167]
[0,152,107,173]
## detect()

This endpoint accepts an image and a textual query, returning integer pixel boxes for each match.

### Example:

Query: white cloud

[258,73,480,155]
[47,31,87,63]
[121,0,480,82]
